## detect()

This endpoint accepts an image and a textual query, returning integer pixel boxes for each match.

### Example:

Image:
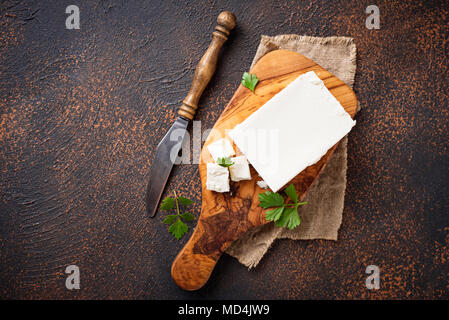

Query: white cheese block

[256,180,269,189]
[206,163,230,193]
[229,156,251,182]
[228,71,356,192]
[207,138,235,161]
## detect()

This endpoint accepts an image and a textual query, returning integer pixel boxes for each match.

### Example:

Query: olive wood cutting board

[171,49,357,290]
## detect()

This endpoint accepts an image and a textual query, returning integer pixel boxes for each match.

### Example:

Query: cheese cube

[256,180,269,189]
[206,163,230,192]
[229,156,251,182]
[229,71,356,192]
[207,138,235,161]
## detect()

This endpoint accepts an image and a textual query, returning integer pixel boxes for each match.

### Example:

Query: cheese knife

[146,11,236,218]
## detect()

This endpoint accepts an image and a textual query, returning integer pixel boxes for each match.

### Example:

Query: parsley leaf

[180,212,195,222]
[216,156,234,167]
[169,219,189,240]
[284,184,298,203]
[265,207,284,222]
[242,72,259,92]
[275,207,301,229]
[259,191,284,209]
[160,197,175,211]
[162,214,177,225]
[160,192,196,240]
[258,184,307,230]
[178,196,193,206]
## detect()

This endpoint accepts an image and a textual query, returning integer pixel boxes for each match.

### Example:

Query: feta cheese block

[229,156,251,182]
[207,138,235,161]
[228,71,356,192]
[256,180,269,189]
[206,163,230,192]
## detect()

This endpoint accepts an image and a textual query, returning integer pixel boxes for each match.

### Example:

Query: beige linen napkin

[225,35,358,268]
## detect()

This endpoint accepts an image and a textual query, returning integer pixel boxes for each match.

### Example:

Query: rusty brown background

[0,0,448,299]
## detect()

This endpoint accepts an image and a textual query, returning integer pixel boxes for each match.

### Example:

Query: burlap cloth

[225,35,358,268]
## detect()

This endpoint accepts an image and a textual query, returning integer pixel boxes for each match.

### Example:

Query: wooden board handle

[171,185,261,291]
[171,220,223,291]
[178,11,236,120]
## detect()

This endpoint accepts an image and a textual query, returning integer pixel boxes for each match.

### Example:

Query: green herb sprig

[216,156,234,167]
[258,184,308,230]
[242,72,259,92]
[161,192,195,240]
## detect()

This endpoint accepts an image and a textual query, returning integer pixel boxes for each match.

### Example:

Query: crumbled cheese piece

[206,163,230,192]
[229,71,356,192]
[229,156,251,182]
[207,138,235,161]
[256,180,269,189]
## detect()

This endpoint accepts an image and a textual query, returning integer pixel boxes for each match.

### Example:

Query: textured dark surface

[0,0,448,299]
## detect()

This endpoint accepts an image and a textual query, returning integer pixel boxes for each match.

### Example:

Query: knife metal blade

[146,116,189,218]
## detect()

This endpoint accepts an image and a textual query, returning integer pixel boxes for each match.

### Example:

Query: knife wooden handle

[177,11,236,120]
